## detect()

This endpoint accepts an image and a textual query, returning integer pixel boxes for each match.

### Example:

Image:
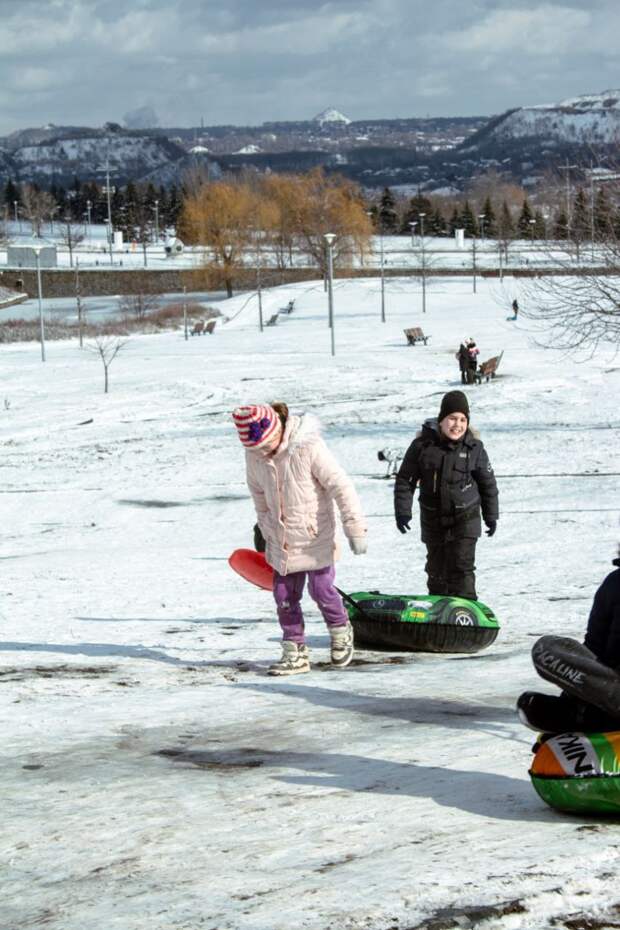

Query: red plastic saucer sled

[228,548,274,591]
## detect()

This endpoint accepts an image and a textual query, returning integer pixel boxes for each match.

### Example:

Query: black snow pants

[424,535,477,600]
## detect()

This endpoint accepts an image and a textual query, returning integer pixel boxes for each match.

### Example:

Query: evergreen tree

[4,179,20,212]
[401,191,433,235]
[517,198,534,237]
[481,196,496,236]
[593,188,612,238]
[378,187,399,234]
[571,188,589,242]
[553,209,569,240]
[167,185,182,229]
[533,208,546,240]
[498,201,514,238]
[459,200,478,237]
[428,206,446,237]
[124,181,139,233]
[448,206,460,236]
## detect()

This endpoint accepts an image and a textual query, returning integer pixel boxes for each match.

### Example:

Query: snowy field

[1,221,602,272]
[2,274,620,930]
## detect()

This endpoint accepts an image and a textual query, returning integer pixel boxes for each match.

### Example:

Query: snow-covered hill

[480,89,620,145]
[2,275,620,930]
[313,107,351,126]
[10,133,186,186]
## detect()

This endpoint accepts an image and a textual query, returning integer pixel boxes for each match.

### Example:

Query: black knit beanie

[438,390,470,423]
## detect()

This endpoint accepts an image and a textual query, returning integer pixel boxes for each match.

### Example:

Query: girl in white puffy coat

[232,402,367,675]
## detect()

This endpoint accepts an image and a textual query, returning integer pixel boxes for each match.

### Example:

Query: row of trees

[371,184,620,243]
[2,178,183,239]
[180,169,372,296]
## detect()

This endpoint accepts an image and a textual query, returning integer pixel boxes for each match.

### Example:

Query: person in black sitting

[394,390,499,601]
[518,549,620,734]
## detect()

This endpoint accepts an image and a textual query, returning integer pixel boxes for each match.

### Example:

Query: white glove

[348,536,367,556]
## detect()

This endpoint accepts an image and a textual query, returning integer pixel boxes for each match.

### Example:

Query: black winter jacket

[584,558,620,669]
[394,418,499,541]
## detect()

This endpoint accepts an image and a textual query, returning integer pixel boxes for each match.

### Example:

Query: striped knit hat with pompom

[232,405,281,449]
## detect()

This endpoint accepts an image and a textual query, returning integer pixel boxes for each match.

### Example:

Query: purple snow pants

[272,565,348,644]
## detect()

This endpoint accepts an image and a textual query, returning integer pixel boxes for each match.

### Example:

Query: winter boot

[268,642,310,676]
[516,691,586,734]
[330,621,354,668]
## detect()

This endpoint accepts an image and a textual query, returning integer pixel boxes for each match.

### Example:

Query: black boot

[517,691,586,734]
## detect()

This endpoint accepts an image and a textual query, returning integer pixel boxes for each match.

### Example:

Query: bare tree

[75,261,86,348]
[20,185,57,237]
[518,261,620,354]
[87,335,128,393]
[60,214,85,267]
[516,159,620,354]
[118,292,160,320]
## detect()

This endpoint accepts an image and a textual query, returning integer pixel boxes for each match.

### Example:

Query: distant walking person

[509,299,519,321]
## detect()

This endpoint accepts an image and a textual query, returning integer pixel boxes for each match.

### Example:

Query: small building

[6,239,58,268]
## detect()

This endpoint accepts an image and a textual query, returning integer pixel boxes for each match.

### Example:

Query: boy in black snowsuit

[518,552,620,733]
[394,390,499,600]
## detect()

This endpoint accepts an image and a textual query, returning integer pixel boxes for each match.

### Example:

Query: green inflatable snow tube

[530,731,620,815]
[344,591,499,653]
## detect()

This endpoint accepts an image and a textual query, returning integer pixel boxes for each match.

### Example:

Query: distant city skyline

[1,0,619,135]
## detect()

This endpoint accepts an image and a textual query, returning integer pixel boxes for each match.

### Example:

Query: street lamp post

[418,212,427,314]
[31,244,46,362]
[324,233,336,357]
[256,229,264,333]
[367,210,386,323]
[560,160,576,240]
[183,284,188,341]
[472,231,478,294]
[379,225,386,323]
[590,165,595,263]
[103,144,114,265]
[152,200,160,243]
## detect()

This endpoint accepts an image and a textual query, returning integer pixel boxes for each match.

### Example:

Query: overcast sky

[1,0,619,134]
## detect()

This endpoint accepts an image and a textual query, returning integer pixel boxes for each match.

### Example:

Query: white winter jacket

[245,414,367,575]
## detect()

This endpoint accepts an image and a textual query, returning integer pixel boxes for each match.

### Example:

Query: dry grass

[0,303,221,343]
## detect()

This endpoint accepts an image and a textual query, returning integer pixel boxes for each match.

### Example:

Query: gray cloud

[1,0,619,134]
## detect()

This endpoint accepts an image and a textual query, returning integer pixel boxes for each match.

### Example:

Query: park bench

[266,312,280,327]
[279,299,295,314]
[191,321,205,336]
[404,327,430,346]
[475,351,504,384]
[205,320,216,334]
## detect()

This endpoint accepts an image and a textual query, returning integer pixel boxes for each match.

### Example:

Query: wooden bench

[404,327,429,345]
[191,321,205,336]
[279,299,295,314]
[475,351,504,383]
[266,312,279,327]
[205,320,216,334]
